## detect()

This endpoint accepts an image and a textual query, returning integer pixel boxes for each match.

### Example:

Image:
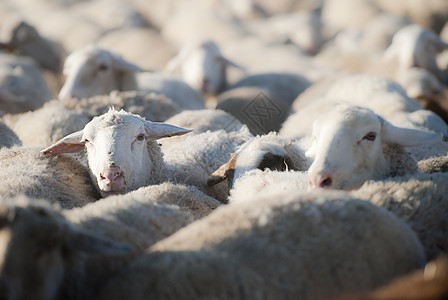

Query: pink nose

[309,174,333,189]
[99,166,125,192]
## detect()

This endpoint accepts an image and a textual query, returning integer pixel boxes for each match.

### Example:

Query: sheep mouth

[97,173,126,195]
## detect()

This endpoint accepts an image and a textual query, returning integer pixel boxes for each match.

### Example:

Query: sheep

[383,24,448,85]
[0,52,54,113]
[65,182,221,252]
[166,38,246,98]
[0,19,63,74]
[0,120,21,148]
[97,190,425,300]
[216,72,312,134]
[207,132,311,197]
[159,108,246,150]
[0,146,99,208]
[350,172,448,260]
[304,103,441,190]
[58,45,206,110]
[40,108,190,197]
[41,108,252,202]
[0,195,136,300]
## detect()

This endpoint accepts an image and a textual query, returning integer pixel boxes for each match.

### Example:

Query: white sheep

[304,103,441,190]
[207,132,311,197]
[58,45,206,110]
[383,24,448,84]
[97,190,425,300]
[0,146,98,208]
[166,38,245,97]
[42,108,252,202]
[0,120,21,148]
[65,182,221,252]
[0,195,135,300]
[0,52,54,113]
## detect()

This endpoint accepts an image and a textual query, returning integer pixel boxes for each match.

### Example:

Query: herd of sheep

[1,0,448,299]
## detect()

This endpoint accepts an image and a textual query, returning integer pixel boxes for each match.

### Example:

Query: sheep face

[58,45,141,101]
[306,103,441,190]
[42,109,192,197]
[167,40,243,96]
[0,198,132,300]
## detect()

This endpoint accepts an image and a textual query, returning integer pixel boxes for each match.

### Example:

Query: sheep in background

[0,196,135,300]
[0,19,63,74]
[66,182,220,251]
[0,120,21,148]
[207,132,311,197]
[166,38,246,98]
[383,24,448,85]
[305,103,441,190]
[0,52,54,114]
[58,45,205,110]
[97,190,425,300]
[0,146,98,208]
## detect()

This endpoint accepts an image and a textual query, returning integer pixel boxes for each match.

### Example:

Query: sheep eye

[136,134,145,141]
[82,139,90,143]
[363,132,376,141]
[98,64,108,71]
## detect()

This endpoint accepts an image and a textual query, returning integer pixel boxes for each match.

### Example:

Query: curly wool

[0,146,98,208]
[351,172,448,260]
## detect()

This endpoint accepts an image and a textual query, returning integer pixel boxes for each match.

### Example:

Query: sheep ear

[218,55,246,72]
[207,154,237,187]
[111,54,143,73]
[382,121,442,147]
[144,121,192,139]
[41,130,85,154]
[66,227,133,255]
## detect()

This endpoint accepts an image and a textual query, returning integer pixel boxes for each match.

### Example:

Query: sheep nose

[309,174,333,189]
[100,166,123,184]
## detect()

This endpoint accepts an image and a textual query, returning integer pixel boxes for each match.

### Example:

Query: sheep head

[58,45,142,101]
[166,39,245,96]
[0,197,131,300]
[42,108,192,197]
[306,103,441,190]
